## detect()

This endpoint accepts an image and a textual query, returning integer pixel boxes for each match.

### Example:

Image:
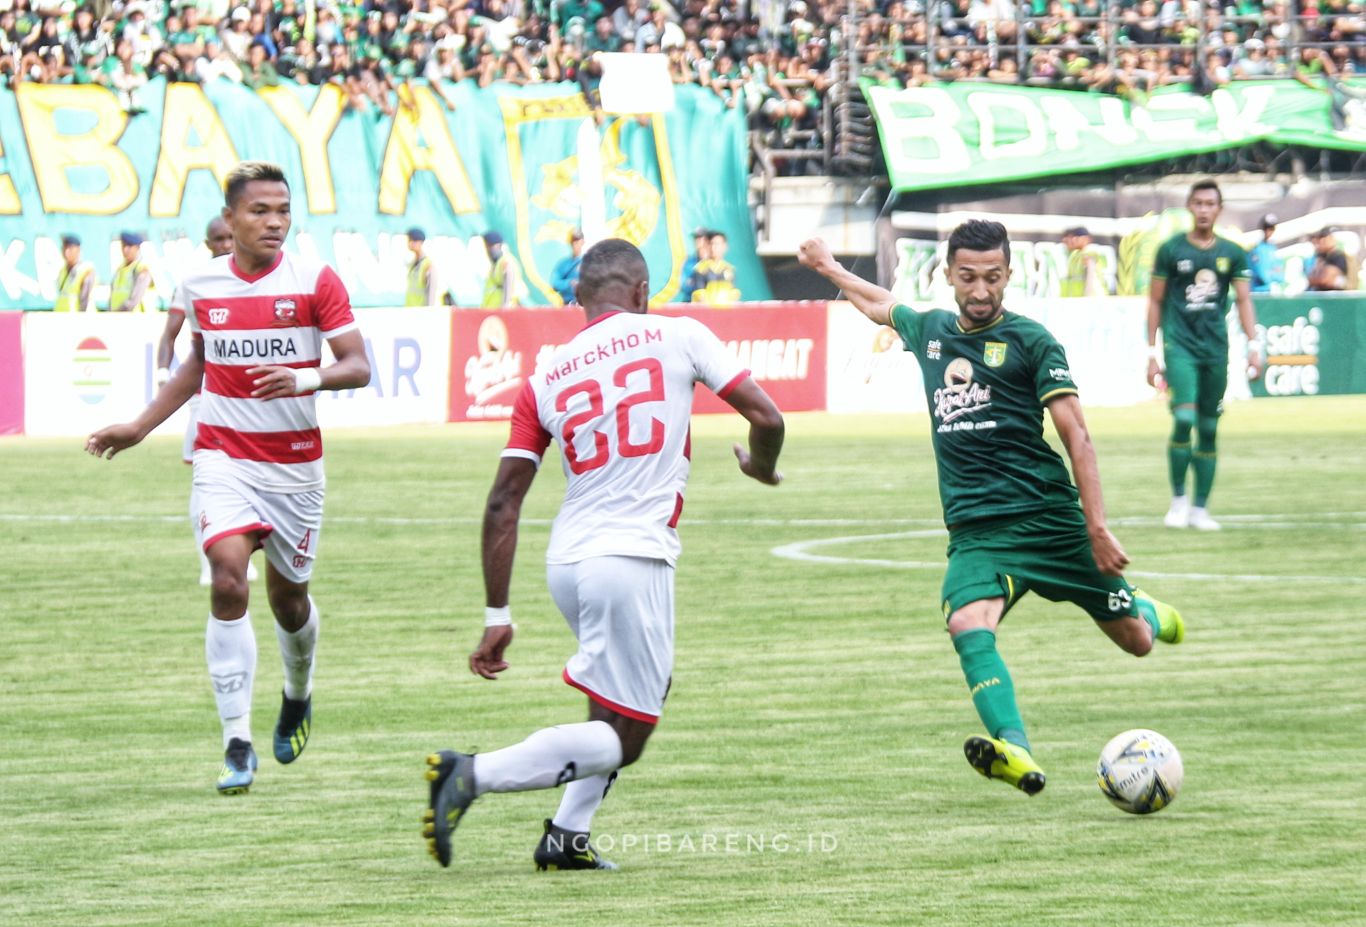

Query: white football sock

[473,720,622,795]
[275,597,319,701]
[206,612,256,748]
[553,770,618,833]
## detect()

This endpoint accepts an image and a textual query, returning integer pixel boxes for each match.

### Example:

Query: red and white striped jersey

[185,252,358,492]
[504,310,747,566]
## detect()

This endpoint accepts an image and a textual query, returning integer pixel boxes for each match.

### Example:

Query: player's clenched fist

[797,238,835,274]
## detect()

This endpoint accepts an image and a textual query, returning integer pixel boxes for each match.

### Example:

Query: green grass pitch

[2,397,1363,926]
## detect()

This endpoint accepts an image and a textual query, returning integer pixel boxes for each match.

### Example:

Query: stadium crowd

[0,0,1360,132]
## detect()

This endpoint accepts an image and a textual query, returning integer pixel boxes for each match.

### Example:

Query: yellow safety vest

[54,261,94,312]
[406,256,432,307]
[481,253,527,308]
[1061,247,1108,298]
[109,260,155,312]
[690,259,741,306]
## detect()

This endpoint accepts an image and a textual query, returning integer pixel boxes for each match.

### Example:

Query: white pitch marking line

[770,529,1366,585]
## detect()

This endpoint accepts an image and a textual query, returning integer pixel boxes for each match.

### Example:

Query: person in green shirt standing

[405,227,440,307]
[54,234,96,312]
[109,231,156,312]
[798,222,1184,797]
[1146,180,1262,532]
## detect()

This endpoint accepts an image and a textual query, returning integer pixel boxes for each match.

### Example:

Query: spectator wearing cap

[1306,228,1351,291]
[1060,226,1109,298]
[550,227,585,306]
[53,234,96,313]
[404,227,441,307]
[1247,214,1286,294]
[109,231,156,313]
[480,231,529,308]
[680,226,712,302]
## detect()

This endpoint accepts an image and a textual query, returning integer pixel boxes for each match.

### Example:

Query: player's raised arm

[86,338,205,459]
[474,456,538,679]
[1046,393,1129,576]
[723,377,784,485]
[797,237,896,325]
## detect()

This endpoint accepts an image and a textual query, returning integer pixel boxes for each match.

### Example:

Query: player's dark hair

[1188,178,1222,204]
[224,161,289,207]
[947,219,1011,266]
[577,238,649,304]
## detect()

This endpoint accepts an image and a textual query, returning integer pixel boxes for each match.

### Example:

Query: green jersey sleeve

[889,303,926,351]
[1032,332,1079,404]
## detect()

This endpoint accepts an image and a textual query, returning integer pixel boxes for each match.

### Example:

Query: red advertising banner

[0,312,24,435]
[449,303,827,423]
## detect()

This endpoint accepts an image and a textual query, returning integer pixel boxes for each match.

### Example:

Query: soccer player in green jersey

[799,221,1185,795]
[1147,179,1264,531]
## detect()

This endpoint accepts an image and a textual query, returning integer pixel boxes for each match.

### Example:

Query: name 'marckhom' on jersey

[503,311,748,566]
[184,252,358,493]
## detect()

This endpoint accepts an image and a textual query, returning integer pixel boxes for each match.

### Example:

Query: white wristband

[484,606,512,627]
[1246,340,1263,354]
[292,367,322,395]
[155,366,171,384]
[1146,346,1160,360]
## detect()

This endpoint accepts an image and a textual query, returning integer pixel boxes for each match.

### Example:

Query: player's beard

[958,296,1003,327]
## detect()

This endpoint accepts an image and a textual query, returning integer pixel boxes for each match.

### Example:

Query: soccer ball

[1096,729,1183,815]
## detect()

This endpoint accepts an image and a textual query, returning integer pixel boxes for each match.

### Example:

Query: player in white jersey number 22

[422,239,786,871]
[86,161,371,796]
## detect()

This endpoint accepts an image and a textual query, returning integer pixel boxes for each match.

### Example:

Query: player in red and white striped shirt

[155,216,260,585]
[87,162,371,795]
[422,239,785,871]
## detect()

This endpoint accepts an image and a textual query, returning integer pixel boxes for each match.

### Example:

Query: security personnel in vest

[109,231,156,312]
[1060,225,1107,298]
[405,227,441,306]
[480,230,527,308]
[54,234,96,312]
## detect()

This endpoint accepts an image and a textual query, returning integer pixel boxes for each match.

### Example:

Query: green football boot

[1134,589,1185,644]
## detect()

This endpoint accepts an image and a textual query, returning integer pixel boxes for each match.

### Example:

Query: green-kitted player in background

[1147,180,1263,532]
[799,221,1185,796]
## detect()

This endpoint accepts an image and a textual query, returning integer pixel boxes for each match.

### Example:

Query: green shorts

[941,507,1136,622]
[1164,344,1226,418]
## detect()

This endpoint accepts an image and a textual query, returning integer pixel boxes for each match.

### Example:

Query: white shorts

[182,393,200,463]
[190,455,324,584]
[547,555,674,724]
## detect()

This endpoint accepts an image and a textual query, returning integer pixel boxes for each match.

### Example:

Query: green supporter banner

[1251,294,1366,398]
[864,79,1366,193]
[0,78,767,309]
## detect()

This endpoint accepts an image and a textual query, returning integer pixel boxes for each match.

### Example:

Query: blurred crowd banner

[0,78,767,311]
[866,79,1366,193]
[1250,294,1366,398]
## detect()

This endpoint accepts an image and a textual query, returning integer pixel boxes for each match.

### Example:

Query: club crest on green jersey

[1216,257,1230,273]
[984,342,1008,367]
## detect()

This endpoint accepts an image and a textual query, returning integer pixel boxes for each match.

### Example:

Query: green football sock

[1168,410,1195,497]
[952,628,1029,752]
[1193,417,1218,507]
